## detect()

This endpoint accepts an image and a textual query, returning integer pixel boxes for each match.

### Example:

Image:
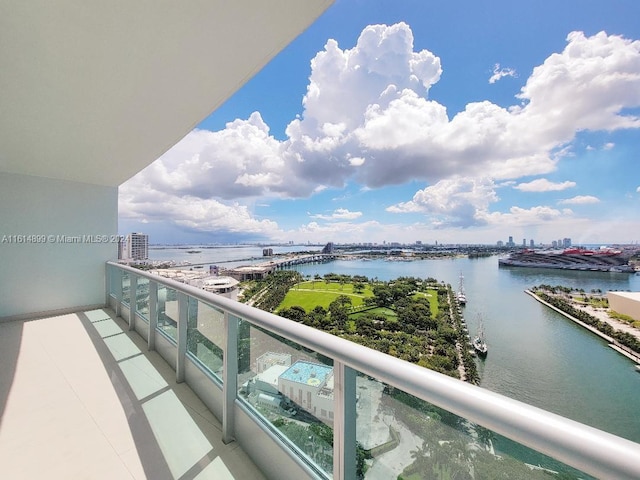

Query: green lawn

[278,281,373,311]
[278,281,438,317]
[349,307,397,320]
[413,289,439,316]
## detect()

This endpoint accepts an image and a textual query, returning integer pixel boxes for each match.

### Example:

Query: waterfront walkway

[525,290,640,364]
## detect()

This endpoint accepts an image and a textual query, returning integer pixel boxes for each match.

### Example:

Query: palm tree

[475,425,495,451]
[409,440,431,474]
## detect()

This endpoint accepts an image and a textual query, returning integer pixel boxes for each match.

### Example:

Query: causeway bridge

[225,253,337,281]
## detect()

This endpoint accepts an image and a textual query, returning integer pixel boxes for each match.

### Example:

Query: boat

[472,317,488,357]
[457,272,467,305]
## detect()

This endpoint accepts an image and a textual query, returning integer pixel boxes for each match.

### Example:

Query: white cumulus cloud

[309,208,363,221]
[387,177,498,227]
[120,25,640,237]
[559,195,600,204]
[489,63,517,84]
[514,178,577,192]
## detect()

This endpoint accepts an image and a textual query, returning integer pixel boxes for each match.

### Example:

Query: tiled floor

[0,309,266,480]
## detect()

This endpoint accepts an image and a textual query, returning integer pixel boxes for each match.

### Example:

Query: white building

[251,354,335,425]
[127,232,149,261]
[279,360,335,424]
[608,292,640,321]
[151,269,239,299]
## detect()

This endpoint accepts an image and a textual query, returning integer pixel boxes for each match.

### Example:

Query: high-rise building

[117,236,127,260]
[563,237,572,248]
[530,239,534,248]
[127,232,148,260]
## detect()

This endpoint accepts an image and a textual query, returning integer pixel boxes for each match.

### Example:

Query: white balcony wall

[0,172,116,320]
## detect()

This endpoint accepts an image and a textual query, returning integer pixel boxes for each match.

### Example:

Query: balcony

[2,262,639,480]
[0,308,265,479]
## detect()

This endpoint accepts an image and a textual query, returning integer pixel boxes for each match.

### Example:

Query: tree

[373,284,393,307]
[329,297,350,329]
[279,305,307,323]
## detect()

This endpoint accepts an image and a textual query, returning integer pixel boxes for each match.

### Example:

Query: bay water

[150,246,640,443]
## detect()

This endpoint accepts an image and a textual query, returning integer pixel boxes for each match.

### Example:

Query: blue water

[150,248,640,443]
[149,244,319,268]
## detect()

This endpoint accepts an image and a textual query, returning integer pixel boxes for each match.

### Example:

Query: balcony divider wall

[106,262,640,480]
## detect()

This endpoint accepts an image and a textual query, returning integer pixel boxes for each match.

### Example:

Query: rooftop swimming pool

[280,360,333,386]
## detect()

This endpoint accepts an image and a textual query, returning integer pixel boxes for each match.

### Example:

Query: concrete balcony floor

[0,308,266,480]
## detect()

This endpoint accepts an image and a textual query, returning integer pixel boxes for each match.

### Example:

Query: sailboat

[457,272,467,305]
[472,316,488,357]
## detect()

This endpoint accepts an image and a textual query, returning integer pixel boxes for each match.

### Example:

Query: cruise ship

[498,248,635,273]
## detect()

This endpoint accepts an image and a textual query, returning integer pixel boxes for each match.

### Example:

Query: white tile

[119,354,169,400]
[195,456,235,480]
[142,390,213,478]
[104,333,142,361]
[85,308,113,323]
[93,318,125,338]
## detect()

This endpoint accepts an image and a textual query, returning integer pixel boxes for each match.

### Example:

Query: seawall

[525,290,640,364]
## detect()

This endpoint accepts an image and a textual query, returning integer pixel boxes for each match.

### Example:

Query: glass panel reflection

[187,300,224,381]
[238,321,334,476]
[121,272,130,306]
[136,277,150,320]
[356,377,591,480]
[157,286,178,341]
[108,265,119,297]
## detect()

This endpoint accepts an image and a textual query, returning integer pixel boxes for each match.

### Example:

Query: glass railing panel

[355,376,591,480]
[157,286,178,341]
[237,321,334,477]
[187,300,224,381]
[108,264,119,297]
[121,272,130,306]
[136,277,150,321]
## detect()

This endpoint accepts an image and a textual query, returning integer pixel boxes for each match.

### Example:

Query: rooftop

[280,360,333,387]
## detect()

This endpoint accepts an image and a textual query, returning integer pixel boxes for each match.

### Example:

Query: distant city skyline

[119,0,640,245]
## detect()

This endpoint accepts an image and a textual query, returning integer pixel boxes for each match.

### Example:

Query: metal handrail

[108,262,640,479]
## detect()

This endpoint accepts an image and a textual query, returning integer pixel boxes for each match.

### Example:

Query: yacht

[457,272,467,305]
[472,317,488,357]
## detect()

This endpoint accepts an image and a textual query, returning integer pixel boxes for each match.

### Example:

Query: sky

[119,0,640,246]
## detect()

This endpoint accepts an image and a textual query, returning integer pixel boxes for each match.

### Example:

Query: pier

[225,253,337,281]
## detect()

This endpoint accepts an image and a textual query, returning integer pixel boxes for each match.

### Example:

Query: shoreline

[525,290,640,364]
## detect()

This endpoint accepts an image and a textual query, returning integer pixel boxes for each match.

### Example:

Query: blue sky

[119,0,640,245]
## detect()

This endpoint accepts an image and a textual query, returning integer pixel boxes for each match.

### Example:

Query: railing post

[334,361,357,480]
[129,274,137,331]
[222,312,239,444]
[105,263,111,307]
[176,292,188,383]
[148,281,158,351]
[114,267,123,318]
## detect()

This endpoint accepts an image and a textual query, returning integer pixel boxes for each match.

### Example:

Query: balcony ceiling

[0,1,332,187]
